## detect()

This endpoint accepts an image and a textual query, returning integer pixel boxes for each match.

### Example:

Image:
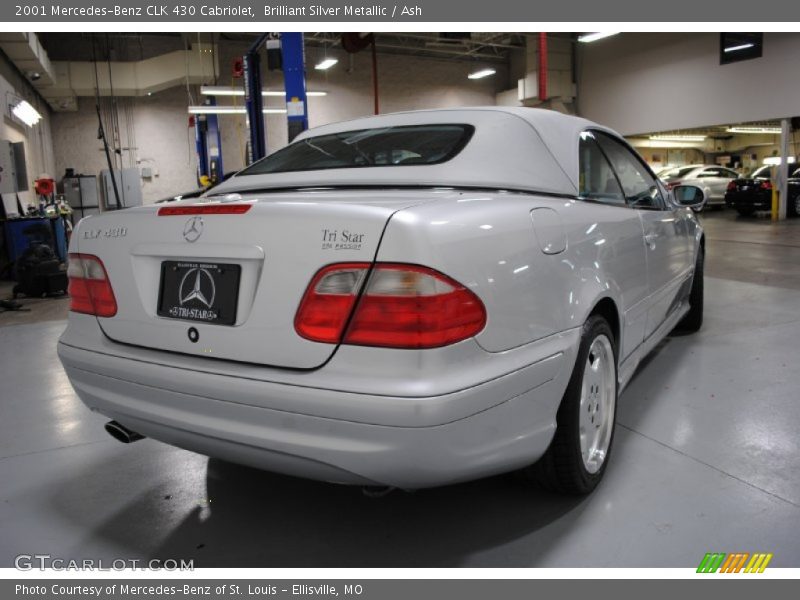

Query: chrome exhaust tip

[361,486,396,498]
[104,421,145,444]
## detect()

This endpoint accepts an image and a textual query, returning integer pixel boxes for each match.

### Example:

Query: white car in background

[57,108,706,495]
[658,164,739,209]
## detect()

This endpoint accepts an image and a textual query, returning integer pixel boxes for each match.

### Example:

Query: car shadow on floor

[615,332,696,435]
[618,335,672,392]
[153,462,589,567]
[46,452,588,567]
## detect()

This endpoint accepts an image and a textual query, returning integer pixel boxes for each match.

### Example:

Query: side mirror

[673,185,706,209]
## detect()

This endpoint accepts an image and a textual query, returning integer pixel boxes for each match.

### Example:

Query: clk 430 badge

[82,226,127,239]
[321,228,366,251]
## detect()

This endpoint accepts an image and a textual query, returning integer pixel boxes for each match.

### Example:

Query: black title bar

[6,0,800,22]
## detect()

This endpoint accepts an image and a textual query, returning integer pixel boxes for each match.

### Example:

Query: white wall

[51,87,200,203]
[1,54,55,204]
[578,33,800,135]
[51,42,503,204]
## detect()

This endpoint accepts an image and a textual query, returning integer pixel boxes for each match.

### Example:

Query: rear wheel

[523,316,617,495]
[678,246,704,332]
[792,195,800,217]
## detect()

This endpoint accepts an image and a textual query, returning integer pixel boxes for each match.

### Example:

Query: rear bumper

[725,191,771,210]
[58,314,578,488]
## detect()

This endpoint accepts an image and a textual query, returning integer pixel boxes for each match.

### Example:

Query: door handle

[644,232,658,248]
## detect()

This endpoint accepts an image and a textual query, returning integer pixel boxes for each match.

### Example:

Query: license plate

[157,261,240,325]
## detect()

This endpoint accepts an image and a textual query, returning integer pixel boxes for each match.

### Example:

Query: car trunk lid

[74,189,439,369]
[730,178,769,193]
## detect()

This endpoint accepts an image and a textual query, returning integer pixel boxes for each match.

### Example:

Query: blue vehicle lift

[280,32,309,143]
[194,97,224,185]
[243,32,309,164]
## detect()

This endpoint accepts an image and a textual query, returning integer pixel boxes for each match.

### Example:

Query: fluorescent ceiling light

[262,90,329,97]
[727,126,782,135]
[188,106,287,115]
[200,86,241,96]
[468,68,496,80]
[314,58,338,70]
[649,135,706,142]
[763,156,795,166]
[200,85,327,97]
[638,140,696,149]
[578,32,620,43]
[724,43,755,53]
[11,99,42,126]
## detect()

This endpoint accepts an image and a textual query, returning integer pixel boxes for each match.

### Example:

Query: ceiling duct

[44,49,218,112]
[0,32,56,87]
[0,33,217,112]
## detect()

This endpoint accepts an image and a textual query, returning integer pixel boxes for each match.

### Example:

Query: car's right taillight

[295,263,487,349]
[760,180,773,190]
[67,253,117,317]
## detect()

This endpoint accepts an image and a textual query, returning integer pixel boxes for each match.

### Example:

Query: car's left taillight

[295,263,487,349]
[727,180,737,192]
[67,253,117,317]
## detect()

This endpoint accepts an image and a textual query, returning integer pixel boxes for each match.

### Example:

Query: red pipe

[371,40,379,115]
[538,32,548,101]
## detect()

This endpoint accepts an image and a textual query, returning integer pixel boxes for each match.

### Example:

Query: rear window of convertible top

[239,124,475,175]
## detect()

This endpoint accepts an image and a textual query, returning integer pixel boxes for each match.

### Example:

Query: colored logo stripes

[697,552,773,573]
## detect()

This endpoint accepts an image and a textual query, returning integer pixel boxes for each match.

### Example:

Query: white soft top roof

[213,107,622,197]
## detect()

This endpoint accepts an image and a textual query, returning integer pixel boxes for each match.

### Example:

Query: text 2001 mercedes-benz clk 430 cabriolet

[58,108,706,494]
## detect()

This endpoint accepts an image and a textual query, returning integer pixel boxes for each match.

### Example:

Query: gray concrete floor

[1,209,799,567]
[0,279,69,326]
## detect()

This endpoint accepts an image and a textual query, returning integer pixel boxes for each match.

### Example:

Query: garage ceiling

[638,121,792,141]
[37,32,527,65]
[304,32,526,63]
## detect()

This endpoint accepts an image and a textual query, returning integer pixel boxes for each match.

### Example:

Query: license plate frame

[157,261,241,326]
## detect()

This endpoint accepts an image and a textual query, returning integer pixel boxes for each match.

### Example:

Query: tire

[522,315,617,495]
[792,195,800,218]
[737,209,754,217]
[678,246,704,332]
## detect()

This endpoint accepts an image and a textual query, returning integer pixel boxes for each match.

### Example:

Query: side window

[721,168,739,179]
[578,132,625,205]
[696,170,716,178]
[753,166,772,179]
[595,133,665,209]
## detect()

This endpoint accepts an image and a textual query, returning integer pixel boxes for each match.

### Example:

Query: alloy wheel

[578,334,616,474]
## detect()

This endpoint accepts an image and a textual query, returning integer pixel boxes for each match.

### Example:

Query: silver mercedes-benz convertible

[57,107,706,494]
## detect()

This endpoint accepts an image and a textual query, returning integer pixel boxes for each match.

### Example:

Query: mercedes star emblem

[178,268,216,308]
[183,216,204,243]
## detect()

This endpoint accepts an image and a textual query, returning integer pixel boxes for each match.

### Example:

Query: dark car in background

[725,164,800,217]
